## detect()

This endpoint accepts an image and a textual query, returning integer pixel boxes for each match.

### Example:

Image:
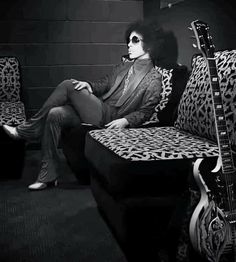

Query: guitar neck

[207,57,235,174]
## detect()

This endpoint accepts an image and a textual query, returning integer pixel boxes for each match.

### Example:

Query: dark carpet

[0,149,127,262]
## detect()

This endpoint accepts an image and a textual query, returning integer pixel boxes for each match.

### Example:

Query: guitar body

[188,20,236,262]
[190,157,236,262]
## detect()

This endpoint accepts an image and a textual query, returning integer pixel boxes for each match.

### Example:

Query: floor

[0,148,127,262]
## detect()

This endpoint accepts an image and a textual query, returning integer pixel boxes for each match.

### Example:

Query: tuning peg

[188,27,193,31]
[192,43,197,48]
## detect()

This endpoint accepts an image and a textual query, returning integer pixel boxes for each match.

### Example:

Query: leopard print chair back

[0,56,26,180]
[175,50,236,151]
[0,57,26,126]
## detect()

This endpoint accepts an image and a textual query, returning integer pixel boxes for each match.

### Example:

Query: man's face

[127,31,149,60]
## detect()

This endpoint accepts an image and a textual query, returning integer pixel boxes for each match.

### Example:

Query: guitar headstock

[190,20,215,59]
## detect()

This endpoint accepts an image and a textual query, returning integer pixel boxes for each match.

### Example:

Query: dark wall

[0,0,143,116]
[157,0,236,69]
[143,0,160,18]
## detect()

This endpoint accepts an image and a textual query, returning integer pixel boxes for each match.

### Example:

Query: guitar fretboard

[207,58,235,174]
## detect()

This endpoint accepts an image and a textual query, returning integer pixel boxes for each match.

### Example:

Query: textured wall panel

[24,44,126,66]
[0,21,130,43]
[68,0,142,22]
[0,21,48,43]
[21,65,114,87]
[0,0,67,20]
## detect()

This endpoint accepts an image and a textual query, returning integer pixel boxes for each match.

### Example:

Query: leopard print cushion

[143,67,173,125]
[0,57,21,102]
[0,102,26,126]
[89,126,218,161]
[175,50,236,148]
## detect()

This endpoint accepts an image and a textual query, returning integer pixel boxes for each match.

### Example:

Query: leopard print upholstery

[89,126,218,161]
[175,50,236,148]
[0,102,26,126]
[0,57,21,102]
[143,67,173,125]
[0,57,26,126]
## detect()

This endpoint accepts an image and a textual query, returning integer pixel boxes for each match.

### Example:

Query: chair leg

[0,127,25,180]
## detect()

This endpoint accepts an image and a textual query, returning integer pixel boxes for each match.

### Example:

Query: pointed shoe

[3,124,20,140]
[28,180,58,191]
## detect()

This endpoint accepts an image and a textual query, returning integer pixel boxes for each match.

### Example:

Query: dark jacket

[89,59,162,127]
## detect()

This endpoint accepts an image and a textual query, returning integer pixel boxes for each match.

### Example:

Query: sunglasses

[127,36,143,45]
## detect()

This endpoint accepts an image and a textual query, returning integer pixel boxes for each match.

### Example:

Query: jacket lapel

[102,62,132,101]
[115,62,153,107]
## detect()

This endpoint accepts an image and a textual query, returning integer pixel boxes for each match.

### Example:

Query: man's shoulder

[140,68,162,90]
[147,67,162,80]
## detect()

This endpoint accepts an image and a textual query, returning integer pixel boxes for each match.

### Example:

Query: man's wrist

[123,118,129,127]
[86,83,93,93]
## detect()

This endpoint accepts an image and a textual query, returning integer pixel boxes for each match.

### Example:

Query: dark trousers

[17,79,104,182]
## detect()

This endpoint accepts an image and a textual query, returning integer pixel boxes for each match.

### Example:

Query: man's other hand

[72,80,93,94]
[105,118,129,129]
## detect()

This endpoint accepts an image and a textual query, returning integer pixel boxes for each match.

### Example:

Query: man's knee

[59,79,90,97]
[47,107,65,123]
[57,79,74,92]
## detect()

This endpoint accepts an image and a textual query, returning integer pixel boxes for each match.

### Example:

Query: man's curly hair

[125,19,165,62]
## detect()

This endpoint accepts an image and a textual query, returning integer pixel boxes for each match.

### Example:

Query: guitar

[189,20,236,262]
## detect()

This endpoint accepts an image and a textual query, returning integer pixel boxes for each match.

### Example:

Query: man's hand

[72,80,93,94]
[105,118,129,129]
